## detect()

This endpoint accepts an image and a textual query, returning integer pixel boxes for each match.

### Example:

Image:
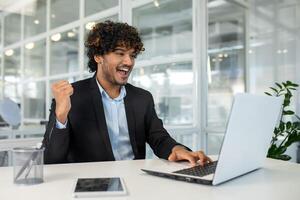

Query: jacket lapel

[124,85,138,158]
[89,77,115,160]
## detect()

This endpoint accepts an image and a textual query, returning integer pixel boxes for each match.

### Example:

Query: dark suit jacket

[42,77,183,164]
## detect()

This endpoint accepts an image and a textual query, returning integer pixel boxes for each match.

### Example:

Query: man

[43,21,211,165]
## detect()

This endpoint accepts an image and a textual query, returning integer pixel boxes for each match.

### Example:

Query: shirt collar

[96,79,126,101]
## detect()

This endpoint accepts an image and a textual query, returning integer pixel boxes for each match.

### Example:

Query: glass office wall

[50,28,79,75]
[0,0,299,165]
[50,0,79,28]
[132,0,194,127]
[85,0,118,17]
[24,0,47,38]
[24,39,46,78]
[206,0,246,154]
[4,12,21,46]
[207,0,300,154]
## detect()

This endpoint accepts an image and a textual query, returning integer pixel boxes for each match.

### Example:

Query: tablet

[73,177,127,198]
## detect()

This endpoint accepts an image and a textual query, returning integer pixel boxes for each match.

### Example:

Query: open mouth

[116,67,130,77]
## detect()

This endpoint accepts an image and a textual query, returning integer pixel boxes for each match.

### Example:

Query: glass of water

[12,147,44,185]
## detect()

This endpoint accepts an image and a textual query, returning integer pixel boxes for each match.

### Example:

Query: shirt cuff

[55,119,67,129]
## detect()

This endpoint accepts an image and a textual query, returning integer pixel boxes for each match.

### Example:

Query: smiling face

[95,47,137,87]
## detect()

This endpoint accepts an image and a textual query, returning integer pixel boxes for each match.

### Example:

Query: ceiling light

[25,42,35,50]
[67,31,75,38]
[51,33,61,42]
[5,49,14,56]
[34,19,39,24]
[153,0,160,7]
[85,22,96,30]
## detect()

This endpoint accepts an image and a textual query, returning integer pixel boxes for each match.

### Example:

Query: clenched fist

[51,80,74,124]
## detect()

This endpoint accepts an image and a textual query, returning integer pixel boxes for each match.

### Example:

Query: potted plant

[265,81,300,161]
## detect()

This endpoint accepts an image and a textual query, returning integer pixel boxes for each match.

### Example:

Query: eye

[131,54,137,59]
[116,51,124,56]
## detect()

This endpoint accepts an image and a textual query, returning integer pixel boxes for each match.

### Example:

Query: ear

[94,55,103,64]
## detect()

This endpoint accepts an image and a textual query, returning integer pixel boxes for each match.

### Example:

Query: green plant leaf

[270,87,278,93]
[282,82,287,86]
[290,83,299,87]
[283,110,294,115]
[285,133,300,147]
[283,99,290,107]
[271,154,291,161]
[264,92,272,96]
[275,82,282,89]
[276,146,287,154]
[286,121,291,129]
[279,122,285,131]
[268,144,278,156]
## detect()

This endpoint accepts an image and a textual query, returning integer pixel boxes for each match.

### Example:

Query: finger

[57,84,73,92]
[56,82,72,90]
[62,87,74,96]
[168,152,177,162]
[198,152,213,165]
[179,153,197,166]
[206,156,213,163]
[52,80,69,88]
[192,151,207,166]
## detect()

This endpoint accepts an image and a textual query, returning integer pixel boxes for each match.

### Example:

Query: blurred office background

[0,0,299,166]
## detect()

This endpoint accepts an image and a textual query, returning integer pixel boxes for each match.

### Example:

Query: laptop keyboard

[173,161,218,177]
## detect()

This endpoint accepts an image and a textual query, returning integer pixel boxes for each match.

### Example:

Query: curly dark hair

[85,20,144,72]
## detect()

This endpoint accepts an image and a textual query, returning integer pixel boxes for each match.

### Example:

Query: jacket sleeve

[42,99,71,164]
[145,93,191,159]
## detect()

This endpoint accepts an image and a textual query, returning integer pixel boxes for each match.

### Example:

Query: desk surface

[0,158,299,200]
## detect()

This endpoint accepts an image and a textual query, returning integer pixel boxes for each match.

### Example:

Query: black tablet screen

[75,178,124,192]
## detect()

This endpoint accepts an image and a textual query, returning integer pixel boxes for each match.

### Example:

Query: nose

[123,54,134,66]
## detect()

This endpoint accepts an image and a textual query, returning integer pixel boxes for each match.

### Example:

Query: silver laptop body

[141,93,283,185]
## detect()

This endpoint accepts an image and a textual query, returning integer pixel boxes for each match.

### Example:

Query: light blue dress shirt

[56,80,134,161]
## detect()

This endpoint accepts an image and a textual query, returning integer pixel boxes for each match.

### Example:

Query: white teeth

[119,67,129,72]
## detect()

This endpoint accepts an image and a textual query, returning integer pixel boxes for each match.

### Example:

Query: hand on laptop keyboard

[168,145,213,166]
[173,161,218,177]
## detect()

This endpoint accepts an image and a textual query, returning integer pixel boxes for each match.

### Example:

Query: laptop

[141,93,283,185]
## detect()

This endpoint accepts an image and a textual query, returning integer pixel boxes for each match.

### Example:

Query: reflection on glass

[50,28,79,75]
[0,151,8,167]
[84,16,118,71]
[50,0,79,28]
[4,48,21,103]
[24,0,47,38]
[24,40,46,78]
[24,81,46,119]
[207,1,246,129]
[4,48,21,83]
[248,0,299,94]
[207,133,224,155]
[4,12,21,46]
[131,62,193,126]
[4,83,21,104]
[85,0,118,17]
[133,0,192,60]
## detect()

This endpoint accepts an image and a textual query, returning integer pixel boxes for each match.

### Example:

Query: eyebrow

[113,47,136,55]
[114,47,126,51]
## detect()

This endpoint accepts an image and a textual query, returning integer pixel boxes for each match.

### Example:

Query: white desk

[0,158,299,200]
